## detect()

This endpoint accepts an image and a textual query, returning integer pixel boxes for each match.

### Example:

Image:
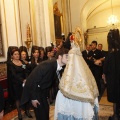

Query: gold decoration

[0,63,7,79]
[25,24,32,49]
[53,2,62,16]
[84,31,88,45]
[72,27,83,49]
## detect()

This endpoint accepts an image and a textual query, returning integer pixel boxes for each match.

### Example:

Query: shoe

[25,111,33,118]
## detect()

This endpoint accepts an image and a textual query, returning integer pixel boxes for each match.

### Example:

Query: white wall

[70,0,86,32]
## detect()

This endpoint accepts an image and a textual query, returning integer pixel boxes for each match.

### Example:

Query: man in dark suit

[88,41,104,95]
[21,48,69,120]
[82,44,91,65]
[0,85,4,120]
[98,43,108,95]
[98,43,108,59]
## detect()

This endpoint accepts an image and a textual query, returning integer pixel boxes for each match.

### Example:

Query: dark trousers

[91,68,102,94]
[34,89,49,120]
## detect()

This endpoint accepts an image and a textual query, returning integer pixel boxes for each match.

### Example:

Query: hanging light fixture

[107,0,119,25]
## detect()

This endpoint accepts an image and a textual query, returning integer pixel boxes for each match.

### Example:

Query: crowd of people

[0,44,64,120]
[0,29,120,120]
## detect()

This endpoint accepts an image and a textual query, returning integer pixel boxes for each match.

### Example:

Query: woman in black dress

[20,49,33,117]
[10,48,31,120]
[39,47,46,62]
[45,46,55,60]
[30,47,40,72]
[20,50,31,76]
[19,46,29,64]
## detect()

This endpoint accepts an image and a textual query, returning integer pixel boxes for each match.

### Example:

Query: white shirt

[57,60,62,71]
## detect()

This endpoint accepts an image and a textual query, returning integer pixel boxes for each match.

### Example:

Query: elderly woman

[9,48,32,120]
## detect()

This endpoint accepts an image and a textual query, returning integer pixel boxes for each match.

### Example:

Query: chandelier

[107,15,119,25]
[107,0,119,25]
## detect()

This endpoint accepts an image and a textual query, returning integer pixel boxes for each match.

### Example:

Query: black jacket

[21,59,57,105]
[82,50,89,65]
[103,51,120,103]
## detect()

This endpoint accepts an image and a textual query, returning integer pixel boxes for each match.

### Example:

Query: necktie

[56,71,61,81]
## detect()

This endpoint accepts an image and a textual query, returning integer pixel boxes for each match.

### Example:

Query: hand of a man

[94,60,102,66]
[22,79,26,87]
[0,110,4,120]
[31,100,40,108]
[102,74,106,84]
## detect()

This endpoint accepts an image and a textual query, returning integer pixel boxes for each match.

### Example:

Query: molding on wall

[87,27,109,34]
[87,24,120,34]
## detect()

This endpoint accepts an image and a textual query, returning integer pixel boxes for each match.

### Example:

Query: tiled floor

[99,89,112,106]
[98,89,113,119]
[3,105,55,120]
[3,89,113,120]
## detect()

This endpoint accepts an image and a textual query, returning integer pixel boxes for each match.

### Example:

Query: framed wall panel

[53,2,63,45]
[54,14,62,39]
